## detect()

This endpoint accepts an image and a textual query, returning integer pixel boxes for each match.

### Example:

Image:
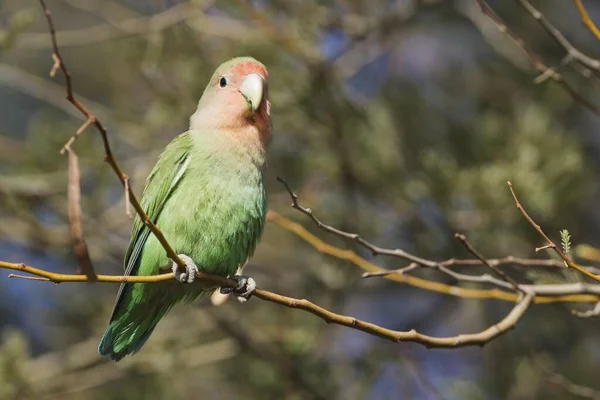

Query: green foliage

[560,229,571,257]
[1,0,600,399]
[0,8,36,50]
[0,330,31,399]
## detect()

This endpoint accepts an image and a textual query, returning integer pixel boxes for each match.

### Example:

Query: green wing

[109,132,192,321]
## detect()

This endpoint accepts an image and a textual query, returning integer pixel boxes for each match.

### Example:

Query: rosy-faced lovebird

[98,57,271,361]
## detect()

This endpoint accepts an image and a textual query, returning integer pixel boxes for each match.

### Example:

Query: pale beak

[239,73,264,114]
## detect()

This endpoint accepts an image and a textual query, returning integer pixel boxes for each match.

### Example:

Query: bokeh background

[1,0,600,398]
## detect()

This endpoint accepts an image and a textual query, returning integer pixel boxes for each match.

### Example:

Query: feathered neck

[188,126,267,173]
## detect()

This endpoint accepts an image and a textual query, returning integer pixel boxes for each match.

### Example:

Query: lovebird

[98,57,271,361]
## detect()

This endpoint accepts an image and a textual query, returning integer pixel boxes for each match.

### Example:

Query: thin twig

[8,274,51,282]
[277,177,440,267]
[269,211,600,304]
[536,244,554,252]
[49,53,60,77]
[60,116,95,154]
[362,263,420,278]
[65,146,96,281]
[532,54,574,85]
[431,265,514,290]
[277,178,597,280]
[455,233,524,293]
[363,259,516,291]
[124,176,132,218]
[573,0,600,42]
[275,178,600,299]
[475,0,600,115]
[38,0,186,272]
[516,0,600,73]
[507,181,600,283]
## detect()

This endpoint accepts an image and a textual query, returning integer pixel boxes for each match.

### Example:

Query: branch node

[124,176,133,219]
[49,53,60,77]
[60,116,96,154]
[535,244,555,252]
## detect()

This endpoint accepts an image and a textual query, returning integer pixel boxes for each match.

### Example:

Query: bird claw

[220,275,256,303]
[172,254,198,283]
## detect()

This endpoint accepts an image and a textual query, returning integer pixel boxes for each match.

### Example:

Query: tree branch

[277,176,444,267]
[39,0,186,272]
[475,0,600,115]
[516,0,600,74]
[276,178,600,298]
[0,259,533,349]
[455,233,524,293]
[267,211,600,304]
[507,181,600,283]
[65,146,96,281]
[572,0,600,42]
[256,285,534,349]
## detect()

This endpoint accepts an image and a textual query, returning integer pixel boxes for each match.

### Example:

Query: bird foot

[220,275,256,303]
[171,254,199,283]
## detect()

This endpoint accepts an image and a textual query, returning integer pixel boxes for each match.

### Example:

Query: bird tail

[98,304,169,362]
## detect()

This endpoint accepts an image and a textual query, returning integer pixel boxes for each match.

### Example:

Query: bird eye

[219,76,227,88]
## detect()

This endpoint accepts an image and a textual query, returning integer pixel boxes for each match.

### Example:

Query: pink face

[203,61,270,138]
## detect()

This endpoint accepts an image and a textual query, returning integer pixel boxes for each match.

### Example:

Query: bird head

[191,57,271,144]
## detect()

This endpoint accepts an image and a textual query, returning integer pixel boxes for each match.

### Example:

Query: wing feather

[109,132,192,321]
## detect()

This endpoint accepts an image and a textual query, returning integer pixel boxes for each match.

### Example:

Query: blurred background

[1,0,600,398]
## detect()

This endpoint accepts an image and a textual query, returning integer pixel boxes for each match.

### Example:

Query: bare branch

[0,259,533,349]
[507,181,600,283]
[258,285,534,349]
[362,263,421,278]
[123,176,132,219]
[455,233,524,293]
[65,146,96,281]
[536,244,554,252]
[475,0,600,115]
[573,0,600,42]
[516,0,600,74]
[60,116,95,154]
[8,274,51,282]
[268,211,600,304]
[278,177,592,286]
[277,176,440,267]
[49,53,60,77]
[38,0,186,273]
[363,259,517,292]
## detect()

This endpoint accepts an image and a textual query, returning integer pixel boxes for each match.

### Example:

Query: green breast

[166,168,267,276]
[139,131,267,278]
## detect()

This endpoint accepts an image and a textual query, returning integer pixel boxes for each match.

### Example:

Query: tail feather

[99,284,205,361]
[98,306,168,362]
